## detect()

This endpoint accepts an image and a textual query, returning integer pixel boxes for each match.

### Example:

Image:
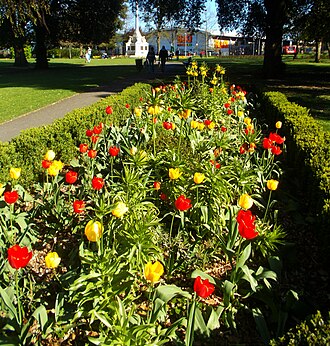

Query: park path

[0,61,185,143]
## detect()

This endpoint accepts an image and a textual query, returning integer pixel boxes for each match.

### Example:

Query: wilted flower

[45,252,61,269]
[85,220,103,242]
[10,167,21,180]
[193,172,205,184]
[130,147,138,155]
[238,193,253,210]
[144,260,164,283]
[193,276,215,298]
[267,179,279,191]
[112,202,128,218]
[7,244,32,269]
[169,168,182,180]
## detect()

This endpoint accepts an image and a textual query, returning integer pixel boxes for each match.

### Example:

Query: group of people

[146,46,169,73]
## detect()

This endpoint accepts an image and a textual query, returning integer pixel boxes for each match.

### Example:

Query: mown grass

[0,58,137,123]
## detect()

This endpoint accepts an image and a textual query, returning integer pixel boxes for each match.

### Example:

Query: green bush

[260,91,330,264]
[270,311,330,345]
[0,83,150,187]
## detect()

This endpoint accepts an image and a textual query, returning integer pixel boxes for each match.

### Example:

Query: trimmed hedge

[260,91,330,264]
[0,82,150,187]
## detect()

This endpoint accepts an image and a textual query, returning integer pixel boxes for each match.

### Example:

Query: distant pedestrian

[146,47,156,72]
[159,46,168,73]
[85,47,92,63]
[176,50,179,60]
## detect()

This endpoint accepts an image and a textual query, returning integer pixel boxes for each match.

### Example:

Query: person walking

[159,46,169,73]
[146,46,156,72]
[85,47,92,63]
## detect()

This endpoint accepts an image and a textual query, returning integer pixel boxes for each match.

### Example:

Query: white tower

[125,1,149,57]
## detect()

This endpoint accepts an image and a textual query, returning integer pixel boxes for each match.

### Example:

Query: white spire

[135,1,142,38]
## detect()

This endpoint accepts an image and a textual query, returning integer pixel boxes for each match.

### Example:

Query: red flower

[175,195,192,211]
[269,132,285,145]
[88,149,97,158]
[153,181,161,190]
[109,146,120,157]
[42,160,51,169]
[224,102,230,109]
[125,103,130,109]
[160,192,167,201]
[79,143,88,153]
[4,190,19,204]
[271,145,282,155]
[244,128,255,135]
[193,276,215,298]
[163,121,172,130]
[93,125,103,135]
[210,160,221,169]
[65,171,78,184]
[73,200,85,213]
[236,210,258,239]
[153,117,157,124]
[263,137,273,149]
[227,109,233,115]
[106,106,113,114]
[7,244,32,269]
[86,129,93,137]
[204,119,212,126]
[92,176,104,190]
[91,135,99,143]
[139,97,143,102]
[221,126,227,132]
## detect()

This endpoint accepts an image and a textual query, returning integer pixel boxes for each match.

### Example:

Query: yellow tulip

[267,179,279,191]
[45,252,61,269]
[238,193,253,210]
[44,150,55,161]
[47,160,64,176]
[144,260,164,283]
[197,122,205,131]
[112,202,129,218]
[191,120,198,129]
[275,121,282,129]
[244,117,251,125]
[134,107,142,117]
[84,220,103,242]
[169,168,182,180]
[148,105,161,115]
[207,121,215,130]
[180,109,192,119]
[237,110,244,117]
[194,172,205,184]
[10,167,21,180]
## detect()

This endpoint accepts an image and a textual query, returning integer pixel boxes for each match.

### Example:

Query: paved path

[0,61,185,143]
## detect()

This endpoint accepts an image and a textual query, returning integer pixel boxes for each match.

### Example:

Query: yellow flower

[207,121,215,130]
[191,61,198,69]
[244,117,252,125]
[197,122,205,131]
[169,168,182,180]
[275,121,282,129]
[112,202,129,218]
[0,183,4,196]
[211,77,218,85]
[144,260,164,283]
[148,105,161,115]
[84,220,103,242]
[44,150,55,161]
[194,172,205,184]
[10,167,21,180]
[237,110,244,117]
[267,179,279,191]
[47,160,64,176]
[130,147,138,155]
[179,109,192,119]
[238,193,253,210]
[45,252,61,269]
[191,120,198,129]
[216,64,225,74]
[134,107,142,117]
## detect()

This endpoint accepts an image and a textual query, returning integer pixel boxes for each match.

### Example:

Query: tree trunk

[263,0,287,78]
[35,23,48,69]
[13,37,28,67]
[314,40,322,62]
[157,30,161,54]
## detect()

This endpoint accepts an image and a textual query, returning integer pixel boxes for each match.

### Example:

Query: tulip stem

[177,119,184,158]
[263,191,272,222]
[15,270,22,325]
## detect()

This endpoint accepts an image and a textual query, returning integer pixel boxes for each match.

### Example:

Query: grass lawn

[1,55,329,131]
[0,58,138,123]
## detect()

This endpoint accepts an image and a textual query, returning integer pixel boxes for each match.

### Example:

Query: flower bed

[0,63,287,345]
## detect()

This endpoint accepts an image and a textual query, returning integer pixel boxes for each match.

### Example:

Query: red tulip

[4,190,19,204]
[204,119,212,126]
[73,200,85,213]
[93,125,103,135]
[92,177,104,190]
[193,276,215,298]
[91,135,99,143]
[236,210,258,239]
[42,160,51,169]
[125,103,130,109]
[221,126,227,132]
[175,195,192,211]
[224,102,230,109]
[88,149,97,158]
[7,244,32,269]
[271,145,282,155]
[106,106,113,114]
[160,192,167,201]
[263,137,273,149]
[227,109,233,115]
[269,132,285,145]
[79,143,88,153]
[153,181,161,190]
[65,171,78,184]
[210,160,221,169]
[109,146,120,157]
[86,129,93,137]
[163,121,172,130]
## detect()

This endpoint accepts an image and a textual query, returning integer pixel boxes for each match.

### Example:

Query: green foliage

[270,310,330,346]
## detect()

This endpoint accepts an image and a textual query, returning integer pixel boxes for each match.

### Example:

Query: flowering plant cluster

[0,62,286,344]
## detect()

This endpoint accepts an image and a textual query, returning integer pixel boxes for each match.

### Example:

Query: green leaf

[223,280,234,307]
[190,269,216,284]
[252,307,270,343]
[236,243,251,269]
[206,308,220,331]
[185,299,196,346]
[154,284,191,303]
[116,296,127,327]
[194,305,209,336]
[0,287,19,323]
[241,265,258,292]
[32,305,48,332]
